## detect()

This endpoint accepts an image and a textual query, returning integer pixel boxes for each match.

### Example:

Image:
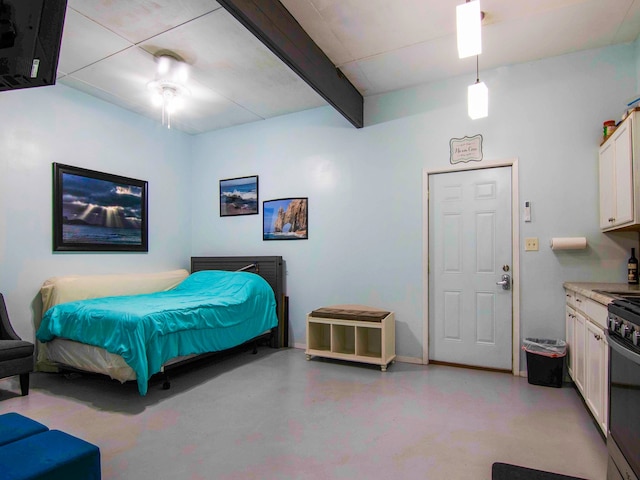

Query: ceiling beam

[217,0,363,129]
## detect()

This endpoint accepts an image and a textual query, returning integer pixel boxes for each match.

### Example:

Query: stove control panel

[608,312,640,346]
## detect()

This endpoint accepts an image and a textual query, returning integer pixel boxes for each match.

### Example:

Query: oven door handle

[606,330,640,366]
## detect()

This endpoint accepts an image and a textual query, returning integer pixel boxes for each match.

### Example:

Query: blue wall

[0,86,193,338]
[191,44,639,366]
[1,44,638,369]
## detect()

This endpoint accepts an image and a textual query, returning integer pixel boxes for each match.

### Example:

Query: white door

[428,167,512,370]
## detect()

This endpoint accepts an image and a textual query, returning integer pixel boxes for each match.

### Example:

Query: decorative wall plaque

[449,134,483,164]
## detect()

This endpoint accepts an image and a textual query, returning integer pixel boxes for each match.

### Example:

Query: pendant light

[456,0,482,59]
[468,55,488,119]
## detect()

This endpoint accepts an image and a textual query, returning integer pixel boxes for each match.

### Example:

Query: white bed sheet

[45,338,198,383]
[46,338,137,382]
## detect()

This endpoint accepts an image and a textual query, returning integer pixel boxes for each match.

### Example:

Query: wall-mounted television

[0,0,67,92]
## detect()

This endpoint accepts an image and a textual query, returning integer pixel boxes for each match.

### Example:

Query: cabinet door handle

[594,333,602,341]
[609,217,615,222]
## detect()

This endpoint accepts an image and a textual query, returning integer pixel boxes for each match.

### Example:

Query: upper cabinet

[599,111,637,231]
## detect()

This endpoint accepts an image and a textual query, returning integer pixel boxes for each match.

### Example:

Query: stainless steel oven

[606,299,640,480]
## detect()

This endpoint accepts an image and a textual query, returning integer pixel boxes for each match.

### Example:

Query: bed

[36,256,286,395]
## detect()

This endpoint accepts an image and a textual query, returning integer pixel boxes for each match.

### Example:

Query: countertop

[563,282,640,305]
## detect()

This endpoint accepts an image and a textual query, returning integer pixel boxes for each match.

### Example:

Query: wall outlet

[525,237,539,251]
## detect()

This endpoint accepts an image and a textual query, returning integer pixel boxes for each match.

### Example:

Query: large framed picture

[53,163,148,252]
[219,175,259,217]
[263,197,308,240]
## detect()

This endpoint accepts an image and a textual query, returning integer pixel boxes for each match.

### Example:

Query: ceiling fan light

[150,91,163,107]
[457,0,482,59]
[468,80,488,119]
[157,55,171,76]
[163,89,181,114]
[148,54,190,128]
[175,63,189,84]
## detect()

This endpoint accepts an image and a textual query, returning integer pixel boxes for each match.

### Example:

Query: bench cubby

[305,306,396,371]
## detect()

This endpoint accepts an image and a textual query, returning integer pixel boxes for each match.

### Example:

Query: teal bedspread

[37,270,277,395]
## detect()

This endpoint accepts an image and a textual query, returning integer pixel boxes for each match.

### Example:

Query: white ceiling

[56,0,640,135]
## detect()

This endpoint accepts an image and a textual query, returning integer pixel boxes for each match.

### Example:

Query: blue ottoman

[0,413,48,447]
[0,414,101,480]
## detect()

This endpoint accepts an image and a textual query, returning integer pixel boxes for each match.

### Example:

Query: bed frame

[190,256,288,349]
[152,256,287,389]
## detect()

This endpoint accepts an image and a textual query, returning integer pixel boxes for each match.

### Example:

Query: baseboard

[295,342,529,374]
[395,355,423,364]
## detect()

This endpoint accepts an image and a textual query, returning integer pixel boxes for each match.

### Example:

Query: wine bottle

[628,248,639,285]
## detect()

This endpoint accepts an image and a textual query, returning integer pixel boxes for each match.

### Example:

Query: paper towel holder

[550,237,588,250]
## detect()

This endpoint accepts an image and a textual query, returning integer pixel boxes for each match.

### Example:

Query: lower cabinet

[585,320,608,434]
[564,288,609,436]
[574,310,587,395]
[565,305,575,379]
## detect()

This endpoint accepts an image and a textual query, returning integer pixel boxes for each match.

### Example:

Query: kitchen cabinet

[565,304,575,379]
[573,309,586,395]
[599,112,637,231]
[563,287,609,435]
[585,319,607,434]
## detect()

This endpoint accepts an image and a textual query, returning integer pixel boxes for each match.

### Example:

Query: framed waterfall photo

[219,175,259,217]
[263,197,308,240]
[53,163,148,252]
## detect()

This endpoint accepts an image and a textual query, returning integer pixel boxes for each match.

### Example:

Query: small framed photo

[219,175,259,217]
[263,197,308,240]
[53,163,148,252]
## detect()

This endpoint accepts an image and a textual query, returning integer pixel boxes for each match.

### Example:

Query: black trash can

[522,338,567,388]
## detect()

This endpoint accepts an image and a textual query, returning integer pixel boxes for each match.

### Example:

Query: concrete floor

[0,348,607,479]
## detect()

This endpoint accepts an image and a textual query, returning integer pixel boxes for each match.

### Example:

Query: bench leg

[19,373,30,396]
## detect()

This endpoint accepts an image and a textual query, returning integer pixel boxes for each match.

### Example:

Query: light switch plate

[525,237,539,251]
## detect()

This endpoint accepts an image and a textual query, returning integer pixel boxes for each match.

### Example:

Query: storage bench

[305,305,396,371]
[0,412,101,479]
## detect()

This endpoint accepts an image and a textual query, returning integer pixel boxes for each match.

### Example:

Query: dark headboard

[190,256,287,348]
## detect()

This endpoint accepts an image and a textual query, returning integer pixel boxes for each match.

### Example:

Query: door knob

[496,274,511,290]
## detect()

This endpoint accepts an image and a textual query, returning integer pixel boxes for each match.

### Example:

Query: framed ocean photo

[263,197,308,240]
[53,163,148,252]
[220,175,259,217]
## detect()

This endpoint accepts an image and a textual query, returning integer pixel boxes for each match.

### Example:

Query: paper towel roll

[550,237,587,250]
